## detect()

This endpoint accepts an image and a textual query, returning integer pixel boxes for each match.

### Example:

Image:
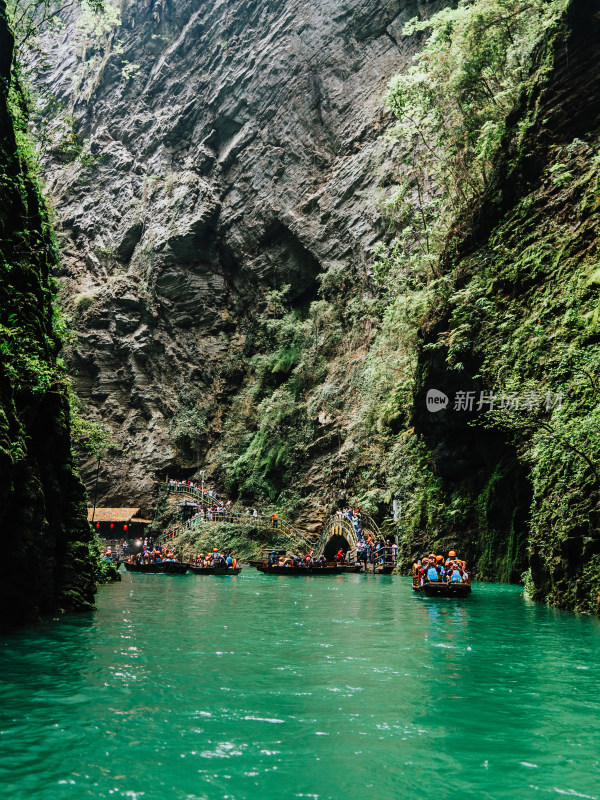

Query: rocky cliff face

[31,0,600,609]
[406,0,600,610]
[0,1,96,626]
[37,0,444,515]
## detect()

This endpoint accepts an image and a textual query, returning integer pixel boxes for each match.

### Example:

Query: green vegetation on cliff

[191,0,600,613]
[362,0,600,611]
[0,0,114,625]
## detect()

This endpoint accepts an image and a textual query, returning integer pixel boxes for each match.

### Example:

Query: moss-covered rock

[0,1,98,626]
[405,0,600,612]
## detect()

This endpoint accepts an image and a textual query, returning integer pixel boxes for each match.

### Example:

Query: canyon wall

[406,0,600,610]
[37,0,443,518]
[35,0,600,610]
[0,0,96,626]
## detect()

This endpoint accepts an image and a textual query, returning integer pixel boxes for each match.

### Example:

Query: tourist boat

[248,549,286,568]
[124,561,188,574]
[188,564,241,575]
[256,561,345,575]
[412,571,471,597]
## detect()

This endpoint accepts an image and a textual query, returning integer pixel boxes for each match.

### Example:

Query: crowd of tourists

[414,551,469,584]
[192,505,232,521]
[191,548,238,569]
[266,551,329,567]
[334,507,398,566]
[167,479,280,527]
[128,543,178,565]
[103,540,135,561]
[355,537,398,566]
[167,478,220,501]
[337,506,364,536]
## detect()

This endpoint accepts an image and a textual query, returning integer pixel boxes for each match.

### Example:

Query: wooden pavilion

[87,508,151,539]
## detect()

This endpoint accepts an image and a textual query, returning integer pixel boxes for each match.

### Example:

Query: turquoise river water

[1,573,600,800]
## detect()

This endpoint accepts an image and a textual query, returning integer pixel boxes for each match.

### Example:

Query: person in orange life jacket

[335,548,345,562]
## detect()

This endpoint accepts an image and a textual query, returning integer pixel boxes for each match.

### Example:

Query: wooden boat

[188,564,241,575]
[160,561,189,574]
[124,561,188,574]
[124,561,161,573]
[249,550,286,568]
[256,562,345,575]
[412,572,471,597]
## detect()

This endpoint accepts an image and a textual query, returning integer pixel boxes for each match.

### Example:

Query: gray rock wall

[39,0,444,510]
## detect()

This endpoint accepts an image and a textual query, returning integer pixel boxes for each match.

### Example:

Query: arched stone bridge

[313,513,380,561]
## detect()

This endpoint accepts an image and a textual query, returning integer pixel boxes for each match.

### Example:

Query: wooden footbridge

[160,484,380,558]
[160,485,310,545]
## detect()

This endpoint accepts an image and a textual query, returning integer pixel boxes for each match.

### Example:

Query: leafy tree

[7,0,104,49]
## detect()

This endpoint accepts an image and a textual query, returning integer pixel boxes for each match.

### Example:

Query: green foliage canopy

[383,0,567,253]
